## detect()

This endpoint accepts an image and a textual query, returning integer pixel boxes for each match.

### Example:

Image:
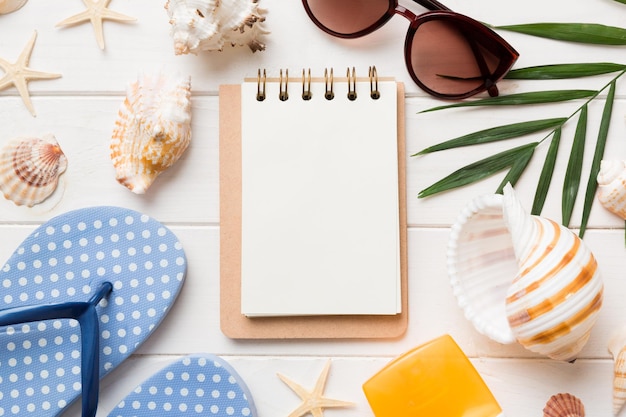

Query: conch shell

[597,160,626,219]
[110,73,192,194]
[608,326,626,415]
[0,0,27,14]
[448,183,603,361]
[164,0,268,55]
[543,393,585,417]
[0,134,67,207]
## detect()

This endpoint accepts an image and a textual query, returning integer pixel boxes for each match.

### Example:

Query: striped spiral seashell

[543,393,585,417]
[608,326,626,415]
[503,184,603,361]
[110,73,192,194]
[0,134,67,207]
[448,184,603,361]
[597,160,626,220]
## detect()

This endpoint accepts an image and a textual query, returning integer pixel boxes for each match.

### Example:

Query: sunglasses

[302,0,519,99]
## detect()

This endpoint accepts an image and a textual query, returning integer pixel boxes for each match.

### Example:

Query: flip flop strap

[0,282,112,417]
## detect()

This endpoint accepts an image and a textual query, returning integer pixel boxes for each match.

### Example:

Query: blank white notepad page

[240,76,400,316]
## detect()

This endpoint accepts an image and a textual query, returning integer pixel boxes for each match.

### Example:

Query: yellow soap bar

[363,334,502,417]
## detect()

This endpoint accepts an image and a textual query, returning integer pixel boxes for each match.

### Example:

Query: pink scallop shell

[543,393,585,417]
[0,135,67,207]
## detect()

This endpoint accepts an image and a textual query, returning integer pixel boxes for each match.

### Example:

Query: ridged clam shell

[608,326,626,415]
[448,184,603,361]
[597,160,626,220]
[110,73,192,194]
[165,0,268,55]
[543,393,585,417]
[0,134,67,207]
[0,0,27,14]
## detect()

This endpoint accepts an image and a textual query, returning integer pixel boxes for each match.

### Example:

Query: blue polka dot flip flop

[108,353,257,417]
[0,207,186,417]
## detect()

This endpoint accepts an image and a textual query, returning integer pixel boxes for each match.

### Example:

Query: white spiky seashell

[608,326,626,415]
[543,393,585,417]
[0,134,67,207]
[164,0,268,55]
[0,0,27,14]
[597,160,626,220]
[110,73,192,194]
[448,183,603,361]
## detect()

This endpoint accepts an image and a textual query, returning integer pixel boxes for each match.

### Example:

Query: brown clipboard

[219,82,408,339]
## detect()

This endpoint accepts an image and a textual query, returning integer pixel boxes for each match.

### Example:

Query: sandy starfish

[277,360,354,417]
[56,0,136,50]
[0,31,62,117]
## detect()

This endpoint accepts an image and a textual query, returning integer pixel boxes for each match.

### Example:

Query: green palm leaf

[418,143,537,198]
[532,128,562,215]
[562,105,588,227]
[420,90,597,113]
[505,63,626,79]
[496,148,535,193]
[579,81,616,238]
[413,118,566,155]
[492,23,626,45]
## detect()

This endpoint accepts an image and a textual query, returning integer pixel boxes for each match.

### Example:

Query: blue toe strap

[0,282,112,417]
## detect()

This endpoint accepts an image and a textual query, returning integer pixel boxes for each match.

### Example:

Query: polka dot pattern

[110,354,257,417]
[0,207,187,417]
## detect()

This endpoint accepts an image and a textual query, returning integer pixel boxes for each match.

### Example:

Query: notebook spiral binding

[255,66,381,102]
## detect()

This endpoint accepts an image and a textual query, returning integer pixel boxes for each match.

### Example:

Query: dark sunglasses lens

[410,20,506,97]
[304,0,390,35]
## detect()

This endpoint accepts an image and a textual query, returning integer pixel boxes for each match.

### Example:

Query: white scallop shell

[608,326,626,415]
[597,160,626,220]
[0,0,27,14]
[543,393,585,417]
[110,73,192,194]
[165,0,268,55]
[448,184,603,361]
[0,134,67,207]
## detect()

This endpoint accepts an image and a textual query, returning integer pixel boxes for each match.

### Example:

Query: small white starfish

[0,31,62,117]
[56,0,136,50]
[277,361,354,417]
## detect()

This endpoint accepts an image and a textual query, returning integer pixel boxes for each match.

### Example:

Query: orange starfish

[0,31,61,117]
[277,360,354,417]
[56,0,136,50]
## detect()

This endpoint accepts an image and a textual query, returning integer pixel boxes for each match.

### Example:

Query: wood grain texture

[0,0,625,416]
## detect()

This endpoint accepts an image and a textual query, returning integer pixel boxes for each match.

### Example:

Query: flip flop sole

[0,206,186,416]
[109,353,257,417]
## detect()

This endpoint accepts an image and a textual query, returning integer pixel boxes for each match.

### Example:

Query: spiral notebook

[220,67,408,339]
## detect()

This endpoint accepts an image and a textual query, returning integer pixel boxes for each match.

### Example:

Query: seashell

[164,0,269,55]
[543,393,585,417]
[597,160,626,220]
[608,326,626,415]
[110,73,192,194]
[0,0,27,14]
[448,183,603,361]
[0,134,67,207]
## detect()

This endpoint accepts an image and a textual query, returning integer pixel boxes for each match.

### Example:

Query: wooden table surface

[1,0,626,415]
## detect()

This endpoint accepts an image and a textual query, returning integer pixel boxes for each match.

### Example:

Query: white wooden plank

[0,1,623,96]
[58,355,616,417]
[0,226,623,360]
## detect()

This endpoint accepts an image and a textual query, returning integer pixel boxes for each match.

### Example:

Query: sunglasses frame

[301,0,519,99]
